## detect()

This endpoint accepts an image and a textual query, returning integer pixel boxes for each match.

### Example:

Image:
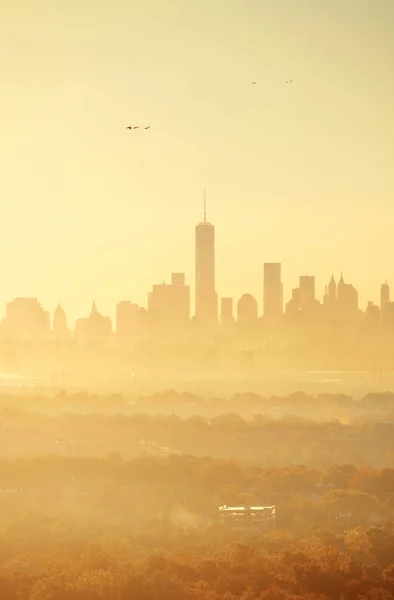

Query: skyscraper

[148,272,190,337]
[328,275,337,301]
[381,282,390,311]
[323,275,337,312]
[53,304,70,340]
[299,275,316,310]
[263,263,282,319]
[116,301,139,346]
[337,274,358,316]
[4,298,50,340]
[237,294,258,327]
[195,194,218,329]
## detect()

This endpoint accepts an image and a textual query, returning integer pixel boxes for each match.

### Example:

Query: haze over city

[1,0,394,323]
[2,4,394,599]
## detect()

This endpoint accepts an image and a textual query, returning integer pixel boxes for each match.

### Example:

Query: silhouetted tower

[381,282,390,311]
[116,301,139,345]
[237,294,258,326]
[337,274,358,315]
[5,298,50,340]
[286,287,301,315]
[53,304,69,340]
[88,302,112,342]
[147,272,190,340]
[195,191,218,329]
[299,275,315,310]
[338,273,345,294]
[328,275,337,301]
[263,263,282,319]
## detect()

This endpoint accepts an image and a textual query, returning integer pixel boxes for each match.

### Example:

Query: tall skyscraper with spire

[195,191,218,330]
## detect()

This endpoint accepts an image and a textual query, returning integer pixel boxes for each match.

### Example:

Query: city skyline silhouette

[1,1,393,323]
[0,203,391,327]
[0,207,391,332]
[0,201,392,327]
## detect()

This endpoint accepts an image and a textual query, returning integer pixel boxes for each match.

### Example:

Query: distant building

[366,301,380,325]
[75,302,112,344]
[328,275,337,302]
[89,302,112,342]
[195,199,218,330]
[2,298,50,340]
[147,273,190,340]
[263,263,282,319]
[116,301,139,346]
[218,505,275,530]
[323,275,337,314]
[299,275,316,310]
[381,282,390,311]
[382,301,394,329]
[337,274,358,316]
[52,304,70,340]
[286,287,301,315]
[237,294,258,327]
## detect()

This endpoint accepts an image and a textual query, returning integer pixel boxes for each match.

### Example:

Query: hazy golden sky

[1,0,393,323]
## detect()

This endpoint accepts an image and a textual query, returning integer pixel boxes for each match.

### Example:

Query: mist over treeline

[1,389,394,600]
[1,390,394,598]
[3,388,394,418]
[1,390,394,467]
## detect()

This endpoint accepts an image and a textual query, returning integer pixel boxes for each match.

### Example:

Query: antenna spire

[203,188,207,223]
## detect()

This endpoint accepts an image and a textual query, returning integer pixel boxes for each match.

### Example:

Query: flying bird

[126,125,150,130]
[252,81,256,85]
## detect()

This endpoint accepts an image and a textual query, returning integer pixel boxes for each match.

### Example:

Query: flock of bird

[252,80,292,84]
[126,81,293,130]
